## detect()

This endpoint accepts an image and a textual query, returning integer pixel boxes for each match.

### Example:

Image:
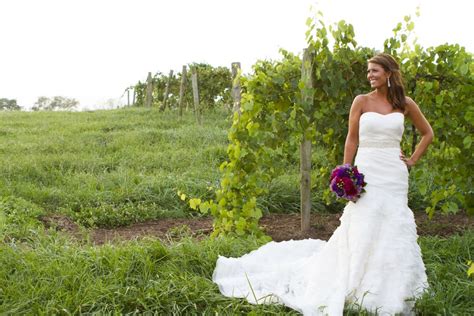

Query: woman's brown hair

[368,53,406,111]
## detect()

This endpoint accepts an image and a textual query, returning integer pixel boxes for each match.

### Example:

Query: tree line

[0,96,79,111]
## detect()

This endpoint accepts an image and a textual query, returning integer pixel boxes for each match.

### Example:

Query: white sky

[1,0,472,110]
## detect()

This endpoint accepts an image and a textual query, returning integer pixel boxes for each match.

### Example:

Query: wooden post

[145,72,153,107]
[191,67,201,124]
[410,80,417,173]
[300,48,314,232]
[300,139,312,232]
[231,62,241,114]
[178,65,187,117]
[132,89,136,106]
[160,70,174,111]
[127,89,130,107]
[410,124,417,174]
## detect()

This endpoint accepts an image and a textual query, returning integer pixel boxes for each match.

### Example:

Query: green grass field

[0,108,472,315]
[0,109,233,227]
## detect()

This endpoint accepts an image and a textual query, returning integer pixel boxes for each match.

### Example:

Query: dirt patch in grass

[41,211,473,245]
[92,217,213,244]
[261,211,473,241]
[40,214,82,238]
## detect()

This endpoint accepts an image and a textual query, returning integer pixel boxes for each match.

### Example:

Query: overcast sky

[1,0,472,110]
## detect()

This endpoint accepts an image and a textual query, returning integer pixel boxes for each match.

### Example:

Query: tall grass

[0,221,472,315]
[0,223,295,314]
[416,232,474,314]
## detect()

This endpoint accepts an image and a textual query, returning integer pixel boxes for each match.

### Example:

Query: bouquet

[329,164,366,202]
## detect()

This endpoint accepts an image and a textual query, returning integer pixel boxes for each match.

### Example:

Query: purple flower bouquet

[329,164,367,202]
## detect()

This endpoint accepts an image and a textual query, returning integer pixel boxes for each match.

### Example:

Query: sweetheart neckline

[361,111,404,118]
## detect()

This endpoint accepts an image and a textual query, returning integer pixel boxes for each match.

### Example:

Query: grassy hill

[0,108,232,227]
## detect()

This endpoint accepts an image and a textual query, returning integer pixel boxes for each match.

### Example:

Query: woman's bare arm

[402,97,434,166]
[343,95,364,164]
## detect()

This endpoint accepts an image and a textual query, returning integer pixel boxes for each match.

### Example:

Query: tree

[32,96,78,111]
[0,98,21,111]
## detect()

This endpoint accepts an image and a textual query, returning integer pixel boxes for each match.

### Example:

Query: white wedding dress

[212,112,428,315]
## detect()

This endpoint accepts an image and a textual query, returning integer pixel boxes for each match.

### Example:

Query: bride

[212,53,434,315]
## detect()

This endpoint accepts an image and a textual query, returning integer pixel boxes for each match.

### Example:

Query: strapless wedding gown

[212,112,428,315]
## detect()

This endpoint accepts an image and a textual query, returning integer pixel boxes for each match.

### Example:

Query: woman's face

[367,62,389,89]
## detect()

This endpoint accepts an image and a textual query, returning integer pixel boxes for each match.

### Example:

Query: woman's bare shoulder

[353,93,370,104]
[349,94,368,117]
[405,96,416,104]
[351,94,369,110]
[404,96,419,115]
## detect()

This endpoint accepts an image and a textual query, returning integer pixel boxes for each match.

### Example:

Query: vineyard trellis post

[145,72,153,107]
[191,67,201,124]
[411,123,417,173]
[231,62,241,114]
[160,70,174,111]
[127,89,130,106]
[300,48,315,232]
[179,65,187,117]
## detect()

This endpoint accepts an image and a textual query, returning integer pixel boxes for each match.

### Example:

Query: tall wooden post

[300,139,312,232]
[410,80,417,172]
[127,89,130,107]
[191,67,201,124]
[160,70,174,111]
[178,65,187,117]
[145,72,153,107]
[231,62,241,114]
[300,48,314,232]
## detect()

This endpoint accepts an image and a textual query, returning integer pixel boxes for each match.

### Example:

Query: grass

[0,213,295,315]
[0,108,232,227]
[0,212,472,315]
[416,233,474,314]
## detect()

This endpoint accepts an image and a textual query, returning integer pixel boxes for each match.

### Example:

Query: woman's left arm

[401,97,434,167]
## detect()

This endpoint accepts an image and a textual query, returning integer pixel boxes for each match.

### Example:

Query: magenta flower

[329,164,366,202]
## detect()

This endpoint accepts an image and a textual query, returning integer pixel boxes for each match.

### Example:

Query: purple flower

[342,178,357,195]
[329,164,367,202]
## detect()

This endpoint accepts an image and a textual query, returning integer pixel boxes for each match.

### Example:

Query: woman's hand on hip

[400,151,416,167]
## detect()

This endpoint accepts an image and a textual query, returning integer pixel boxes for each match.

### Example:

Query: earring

[387,78,391,88]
